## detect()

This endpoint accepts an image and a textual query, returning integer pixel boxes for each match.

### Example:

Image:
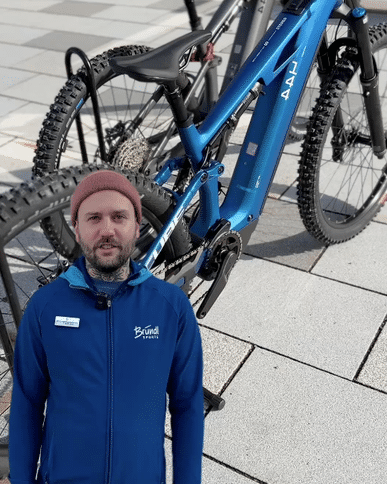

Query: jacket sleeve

[9,296,49,484]
[167,295,204,484]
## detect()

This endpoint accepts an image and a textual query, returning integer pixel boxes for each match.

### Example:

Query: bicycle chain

[151,244,205,277]
[151,243,209,307]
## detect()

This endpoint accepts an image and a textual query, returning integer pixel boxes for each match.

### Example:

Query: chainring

[199,230,242,281]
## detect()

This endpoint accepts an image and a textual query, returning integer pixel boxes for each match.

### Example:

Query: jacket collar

[59,256,152,291]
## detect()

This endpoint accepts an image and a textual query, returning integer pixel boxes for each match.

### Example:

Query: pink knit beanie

[71,170,142,226]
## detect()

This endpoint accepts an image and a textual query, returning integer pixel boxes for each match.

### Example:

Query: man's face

[75,190,140,273]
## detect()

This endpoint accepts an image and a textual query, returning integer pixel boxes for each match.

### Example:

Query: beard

[78,235,136,274]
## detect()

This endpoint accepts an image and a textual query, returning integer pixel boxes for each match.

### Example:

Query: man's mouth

[97,243,120,250]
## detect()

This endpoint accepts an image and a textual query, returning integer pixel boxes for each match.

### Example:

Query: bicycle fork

[334,2,386,158]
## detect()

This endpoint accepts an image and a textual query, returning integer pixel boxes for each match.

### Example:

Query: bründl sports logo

[134,325,159,340]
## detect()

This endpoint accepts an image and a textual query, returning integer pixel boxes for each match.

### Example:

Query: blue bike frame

[141,0,344,270]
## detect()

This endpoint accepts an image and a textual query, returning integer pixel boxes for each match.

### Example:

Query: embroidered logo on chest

[134,325,159,339]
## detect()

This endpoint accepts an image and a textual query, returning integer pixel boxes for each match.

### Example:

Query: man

[9,170,204,484]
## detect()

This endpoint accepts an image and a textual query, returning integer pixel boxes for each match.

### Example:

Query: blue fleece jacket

[9,257,203,484]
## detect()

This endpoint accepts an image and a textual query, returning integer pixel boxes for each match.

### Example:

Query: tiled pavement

[1,0,387,483]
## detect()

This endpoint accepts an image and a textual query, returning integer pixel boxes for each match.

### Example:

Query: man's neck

[85,259,130,282]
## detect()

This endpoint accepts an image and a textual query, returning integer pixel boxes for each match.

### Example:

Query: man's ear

[135,222,140,240]
[74,221,80,243]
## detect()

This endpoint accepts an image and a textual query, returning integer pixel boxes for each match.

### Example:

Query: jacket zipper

[106,297,113,484]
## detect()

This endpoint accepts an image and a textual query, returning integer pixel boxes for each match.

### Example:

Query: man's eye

[88,215,100,221]
[114,214,126,220]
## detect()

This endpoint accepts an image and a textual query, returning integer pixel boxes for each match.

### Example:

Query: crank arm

[196,250,238,319]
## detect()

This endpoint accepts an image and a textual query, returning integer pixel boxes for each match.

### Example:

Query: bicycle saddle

[109,30,212,84]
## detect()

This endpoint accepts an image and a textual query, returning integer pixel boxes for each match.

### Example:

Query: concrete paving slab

[269,152,299,201]
[1,2,387,484]
[0,97,28,118]
[0,68,36,94]
[312,221,387,294]
[282,139,303,156]
[1,74,67,105]
[0,102,47,140]
[0,9,112,35]
[245,198,324,271]
[3,0,61,9]
[165,439,255,484]
[150,0,219,13]
[278,184,298,204]
[0,139,36,165]
[25,31,115,53]
[92,5,170,23]
[0,136,14,149]
[86,20,149,42]
[357,319,387,392]
[203,255,387,378]
[133,27,192,48]
[41,1,111,16]
[0,44,44,69]
[375,203,387,224]
[204,348,387,484]
[14,50,72,77]
[200,325,253,394]
[362,0,387,10]
[0,25,50,45]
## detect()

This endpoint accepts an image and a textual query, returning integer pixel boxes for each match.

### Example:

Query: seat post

[164,81,193,128]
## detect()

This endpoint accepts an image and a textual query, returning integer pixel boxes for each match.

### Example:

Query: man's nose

[100,216,115,235]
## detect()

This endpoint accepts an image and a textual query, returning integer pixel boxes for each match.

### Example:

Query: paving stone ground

[1,0,387,483]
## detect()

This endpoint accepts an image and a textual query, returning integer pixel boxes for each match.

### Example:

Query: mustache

[93,238,122,250]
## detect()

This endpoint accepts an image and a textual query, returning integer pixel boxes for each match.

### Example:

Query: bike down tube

[179,0,342,236]
[141,162,223,272]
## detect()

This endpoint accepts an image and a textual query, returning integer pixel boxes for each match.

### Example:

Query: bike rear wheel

[0,165,191,471]
[297,23,387,243]
[33,45,186,178]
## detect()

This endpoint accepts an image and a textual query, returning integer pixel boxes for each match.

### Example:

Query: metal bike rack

[0,244,23,373]
[65,46,107,163]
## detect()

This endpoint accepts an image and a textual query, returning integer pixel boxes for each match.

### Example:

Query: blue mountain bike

[107,0,387,317]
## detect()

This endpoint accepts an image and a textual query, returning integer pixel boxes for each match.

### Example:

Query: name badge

[55,316,80,328]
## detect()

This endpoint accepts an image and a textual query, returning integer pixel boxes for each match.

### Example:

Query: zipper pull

[95,294,110,310]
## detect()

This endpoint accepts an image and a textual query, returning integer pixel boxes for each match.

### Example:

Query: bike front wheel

[297,23,387,244]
